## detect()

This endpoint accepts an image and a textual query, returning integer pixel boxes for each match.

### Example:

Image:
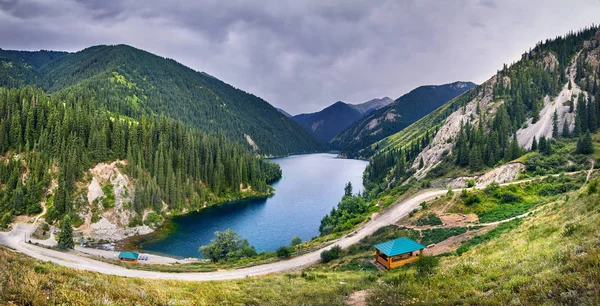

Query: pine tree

[538,136,547,155]
[58,215,74,250]
[552,109,559,138]
[469,145,483,171]
[576,131,594,154]
[531,136,538,151]
[344,182,353,196]
[562,118,570,138]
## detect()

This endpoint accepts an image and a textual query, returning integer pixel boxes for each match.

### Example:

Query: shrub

[320,245,342,263]
[561,224,579,237]
[415,213,443,226]
[464,194,481,206]
[128,215,143,227]
[199,229,257,262]
[276,246,292,258]
[467,179,476,188]
[144,212,162,227]
[498,192,522,203]
[415,255,439,278]
[587,179,598,195]
[290,236,302,246]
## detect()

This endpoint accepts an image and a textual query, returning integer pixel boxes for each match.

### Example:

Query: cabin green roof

[374,238,425,256]
[118,251,139,260]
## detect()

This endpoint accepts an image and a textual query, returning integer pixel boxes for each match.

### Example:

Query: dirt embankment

[432,162,525,189]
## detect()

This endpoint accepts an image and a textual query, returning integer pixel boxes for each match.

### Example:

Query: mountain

[349,97,394,115]
[330,81,476,157]
[0,45,323,155]
[291,97,392,143]
[364,26,600,198]
[276,108,293,118]
[292,102,363,143]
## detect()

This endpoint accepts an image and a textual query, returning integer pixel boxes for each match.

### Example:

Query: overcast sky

[1,0,599,114]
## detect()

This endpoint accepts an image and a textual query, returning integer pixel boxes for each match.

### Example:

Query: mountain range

[0,45,323,156]
[330,81,476,157]
[290,97,393,143]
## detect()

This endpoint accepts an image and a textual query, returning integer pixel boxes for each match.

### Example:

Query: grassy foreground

[2,180,600,305]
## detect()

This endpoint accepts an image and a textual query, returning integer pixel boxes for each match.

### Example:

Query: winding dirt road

[0,189,447,281]
[0,164,593,281]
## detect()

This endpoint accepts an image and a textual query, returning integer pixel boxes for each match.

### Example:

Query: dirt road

[0,166,593,281]
[0,188,447,281]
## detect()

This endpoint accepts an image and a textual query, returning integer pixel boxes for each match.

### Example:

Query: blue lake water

[138,153,368,258]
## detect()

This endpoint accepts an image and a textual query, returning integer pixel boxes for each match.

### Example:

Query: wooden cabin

[374,238,425,269]
[118,251,139,264]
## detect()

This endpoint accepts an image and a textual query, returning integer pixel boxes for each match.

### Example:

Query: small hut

[374,238,425,269]
[118,251,139,264]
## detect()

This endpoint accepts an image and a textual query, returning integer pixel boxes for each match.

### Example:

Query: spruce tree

[552,110,559,138]
[344,182,353,197]
[576,131,594,154]
[531,136,538,151]
[58,215,74,250]
[538,136,547,155]
[562,118,570,138]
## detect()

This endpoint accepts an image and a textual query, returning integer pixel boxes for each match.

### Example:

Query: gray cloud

[0,0,599,114]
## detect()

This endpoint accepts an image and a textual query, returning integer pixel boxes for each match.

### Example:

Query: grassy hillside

[1,172,599,305]
[0,45,323,155]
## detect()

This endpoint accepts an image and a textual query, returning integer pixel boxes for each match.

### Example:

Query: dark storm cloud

[0,0,599,114]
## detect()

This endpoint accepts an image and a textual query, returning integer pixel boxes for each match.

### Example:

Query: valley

[0,8,599,305]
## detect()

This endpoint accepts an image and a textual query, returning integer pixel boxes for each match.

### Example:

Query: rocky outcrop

[516,52,587,148]
[77,160,152,241]
[412,76,502,179]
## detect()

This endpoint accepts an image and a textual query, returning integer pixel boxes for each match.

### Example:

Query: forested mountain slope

[0,45,323,155]
[330,81,475,158]
[0,86,281,238]
[363,26,600,198]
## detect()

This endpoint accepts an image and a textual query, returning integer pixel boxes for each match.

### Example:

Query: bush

[587,179,598,195]
[128,215,143,227]
[276,246,292,258]
[144,212,162,227]
[464,194,481,206]
[415,213,443,226]
[199,229,257,262]
[290,236,302,246]
[498,192,522,203]
[467,179,476,188]
[320,245,342,263]
[415,255,439,278]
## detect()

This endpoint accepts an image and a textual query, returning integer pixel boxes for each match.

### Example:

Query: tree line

[0,86,281,228]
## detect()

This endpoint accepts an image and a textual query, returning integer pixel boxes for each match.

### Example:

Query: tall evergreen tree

[58,215,74,250]
[552,110,559,138]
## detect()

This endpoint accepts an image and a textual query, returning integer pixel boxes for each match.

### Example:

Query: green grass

[448,174,584,223]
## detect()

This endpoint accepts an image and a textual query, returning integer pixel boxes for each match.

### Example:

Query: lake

[138,153,368,258]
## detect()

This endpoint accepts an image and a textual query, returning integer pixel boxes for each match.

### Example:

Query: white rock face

[475,163,525,188]
[412,75,501,179]
[434,163,525,189]
[78,160,146,241]
[517,52,586,149]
